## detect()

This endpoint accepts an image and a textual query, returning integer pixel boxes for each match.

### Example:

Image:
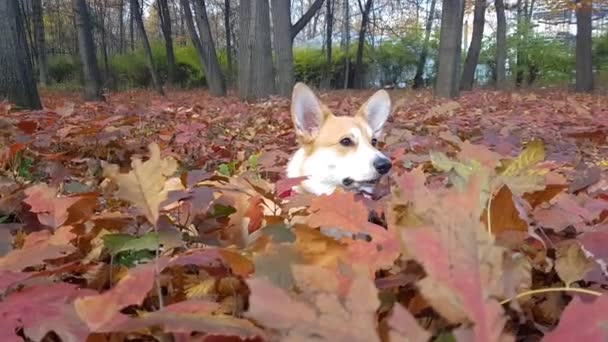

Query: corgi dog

[286,83,392,197]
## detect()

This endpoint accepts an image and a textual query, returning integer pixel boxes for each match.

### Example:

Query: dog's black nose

[373,158,392,175]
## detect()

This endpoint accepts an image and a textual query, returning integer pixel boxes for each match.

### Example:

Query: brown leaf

[74,259,169,331]
[554,240,595,286]
[0,226,77,272]
[482,185,528,235]
[103,142,178,225]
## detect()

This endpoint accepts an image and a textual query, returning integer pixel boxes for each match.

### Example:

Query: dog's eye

[340,137,353,146]
[371,138,378,146]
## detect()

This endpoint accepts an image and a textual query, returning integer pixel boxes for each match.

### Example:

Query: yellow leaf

[500,140,545,177]
[186,278,217,299]
[103,142,177,225]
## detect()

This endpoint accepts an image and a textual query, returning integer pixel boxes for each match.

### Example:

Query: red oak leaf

[543,294,608,341]
[0,283,95,342]
[0,226,77,272]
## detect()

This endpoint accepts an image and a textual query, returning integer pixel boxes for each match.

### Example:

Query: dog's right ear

[291,83,326,141]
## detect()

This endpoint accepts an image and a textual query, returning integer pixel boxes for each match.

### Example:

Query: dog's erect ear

[357,89,391,135]
[291,83,326,140]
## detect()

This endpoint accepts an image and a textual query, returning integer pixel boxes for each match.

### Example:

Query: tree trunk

[224,0,232,82]
[270,0,324,97]
[271,0,295,96]
[413,0,436,89]
[99,0,110,81]
[0,0,42,109]
[460,0,486,91]
[32,0,48,86]
[129,4,135,51]
[435,0,465,98]
[72,0,104,101]
[342,0,350,88]
[495,0,507,89]
[192,0,226,96]
[353,0,372,89]
[515,0,524,87]
[131,0,164,95]
[158,0,176,85]
[237,0,275,100]
[119,0,125,53]
[575,0,593,92]
[321,0,334,88]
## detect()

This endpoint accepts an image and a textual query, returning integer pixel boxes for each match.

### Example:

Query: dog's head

[290,82,392,196]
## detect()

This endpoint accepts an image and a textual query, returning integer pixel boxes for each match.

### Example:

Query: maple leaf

[23,184,97,229]
[533,193,607,232]
[578,224,608,282]
[457,140,503,169]
[398,172,513,342]
[387,303,431,342]
[307,191,401,272]
[246,264,382,342]
[109,312,266,339]
[543,294,608,341]
[0,226,77,272]
[494,139,547,196]
[0,283,95,342]
[103,142,178,225]
[74,259,169,331]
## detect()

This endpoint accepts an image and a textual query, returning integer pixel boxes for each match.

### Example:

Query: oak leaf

[103,142,178,225]
[0,283,95,342]
[0,226,76,272]
[543,294,608,341]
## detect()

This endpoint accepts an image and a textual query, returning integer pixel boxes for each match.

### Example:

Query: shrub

[48,55,78,83]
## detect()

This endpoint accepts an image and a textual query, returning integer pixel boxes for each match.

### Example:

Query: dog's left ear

[357,89,391,135]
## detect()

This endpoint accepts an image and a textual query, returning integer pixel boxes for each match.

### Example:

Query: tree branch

[291,0,325,41]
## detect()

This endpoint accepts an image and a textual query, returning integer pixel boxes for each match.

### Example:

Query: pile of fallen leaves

[0,88,607,341]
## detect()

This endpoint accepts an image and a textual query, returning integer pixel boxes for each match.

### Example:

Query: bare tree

[271,0,325,97]
[413,0,436,89]
[192,0,226,95]
[495,0,507,89]
[32,0,48,86]
[119,0,125,53]
[72,0,104,101]
[238,0,274,100]
[224,0,233,82]
[353,0,373,89]
[131,0,164,95]
[158,0,177,84]
[321,0,335,88]
[0,0,42,109]
[435,0,465,98]
[342,0,350,88]
[460,0,487,91]
[575,0,593,92]
[180,0,225,95]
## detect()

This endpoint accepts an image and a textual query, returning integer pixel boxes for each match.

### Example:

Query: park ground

[0,88,607,341]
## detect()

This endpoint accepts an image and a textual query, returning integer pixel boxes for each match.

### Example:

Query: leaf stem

[500,287,603,305]
[487,186,494,235]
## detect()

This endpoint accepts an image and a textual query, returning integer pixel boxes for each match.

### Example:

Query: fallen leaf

[103,142,178,225]
[543,294,608,341]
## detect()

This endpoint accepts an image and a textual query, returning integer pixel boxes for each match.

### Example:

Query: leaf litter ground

[0,88,607,341]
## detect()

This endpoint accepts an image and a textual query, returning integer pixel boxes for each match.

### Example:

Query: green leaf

[218,164,231,176]
[208,204,236,219]
[102,232,159,255]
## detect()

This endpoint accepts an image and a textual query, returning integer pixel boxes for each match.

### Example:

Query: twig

[500,287,602,305]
